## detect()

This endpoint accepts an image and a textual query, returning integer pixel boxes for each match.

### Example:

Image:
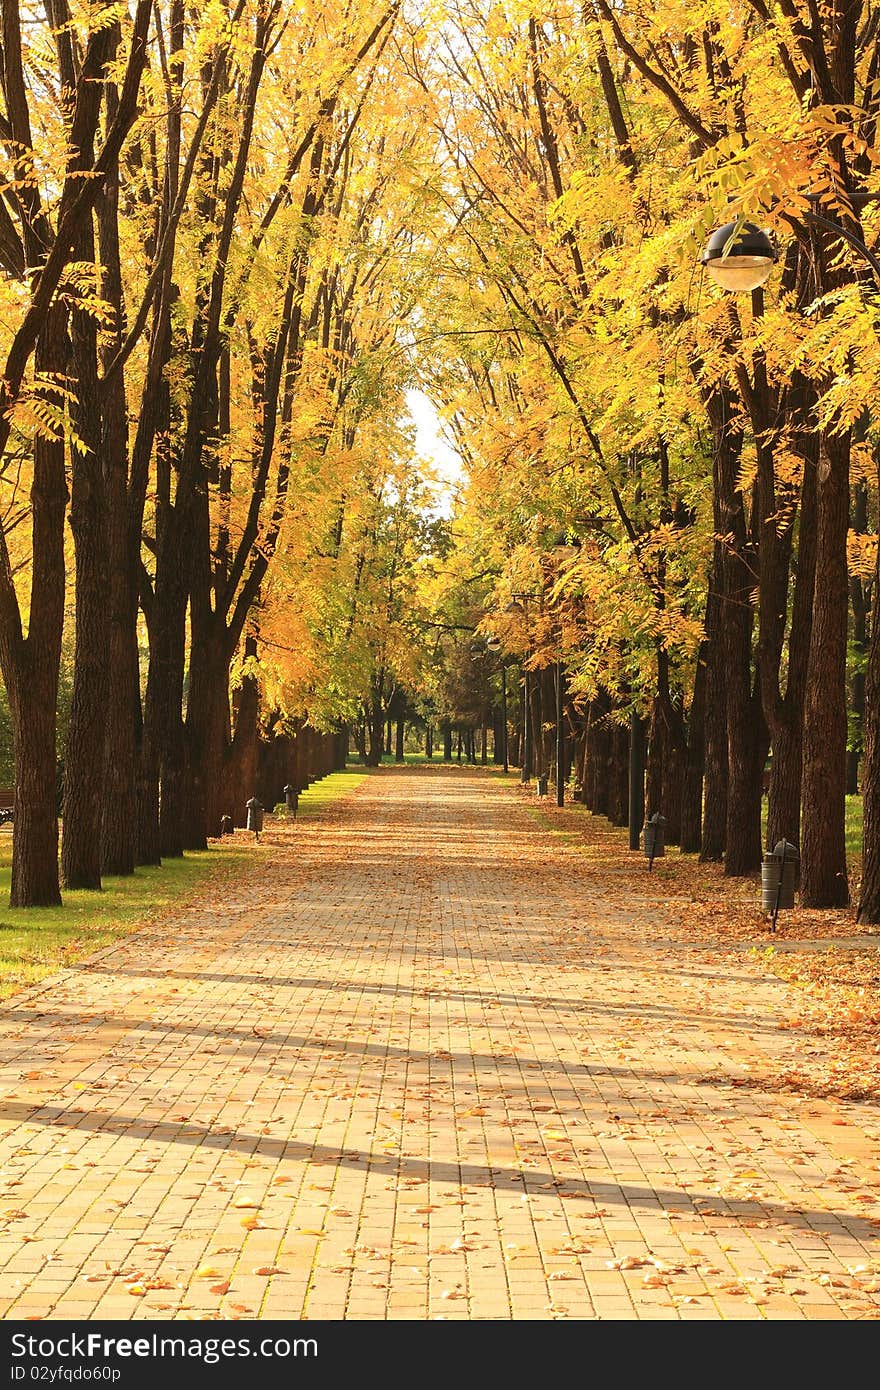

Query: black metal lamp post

[555,657,565,808]
[520,667,530,782]
[486,635,509,773]
[702,210,880,291]
[507,597,535,784]
[700,220,778,291]
[628,709,645,851]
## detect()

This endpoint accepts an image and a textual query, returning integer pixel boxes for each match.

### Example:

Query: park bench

[0,788,13,826]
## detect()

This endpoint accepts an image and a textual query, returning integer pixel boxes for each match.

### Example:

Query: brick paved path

[0,768,878,1320]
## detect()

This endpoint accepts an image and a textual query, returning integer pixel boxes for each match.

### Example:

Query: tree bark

[646,697,664,819]
[801,435,851,905]
[680,641,708,854]
[700,624,727,859]
[847,479,868,795]
[858,465,880,920]
[717,399,764,875]
[183,624,230,846]
[367,694,384,766]
[62,194,109,891]
[97,89,140,878]
[3,312,69,907]
[608,722,629,826]
[227,634,260,822]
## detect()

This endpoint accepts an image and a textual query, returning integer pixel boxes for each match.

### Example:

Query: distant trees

[410,0,880,913]
[0,1,416,905]
[3,0,880,926]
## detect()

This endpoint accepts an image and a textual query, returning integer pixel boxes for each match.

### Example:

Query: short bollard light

[536,772,549,797]
[762,838,799,930]
[246,795,264,842]
[643,812,666,871]
[284,783,298,818]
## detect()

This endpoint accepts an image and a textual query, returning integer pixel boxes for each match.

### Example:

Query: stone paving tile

[0,767,878,1320]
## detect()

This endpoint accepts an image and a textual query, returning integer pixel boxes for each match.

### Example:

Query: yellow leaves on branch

[5,377,88,458]
[847,529,877,580]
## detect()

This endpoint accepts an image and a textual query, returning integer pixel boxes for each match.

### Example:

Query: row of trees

[5,0,880,922]
[401,0,880,919]
[0,0,453,906]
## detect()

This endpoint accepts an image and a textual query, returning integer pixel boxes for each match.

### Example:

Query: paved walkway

[0,768,878,1320]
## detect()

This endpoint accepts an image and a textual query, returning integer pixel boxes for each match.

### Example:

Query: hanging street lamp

[700,220,777,292]
[702,206,880,292]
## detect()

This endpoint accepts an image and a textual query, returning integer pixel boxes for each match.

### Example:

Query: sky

[405,387,464,515]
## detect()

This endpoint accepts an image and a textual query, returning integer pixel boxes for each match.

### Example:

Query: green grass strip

[287,768,368,818]
[0,766,367,999]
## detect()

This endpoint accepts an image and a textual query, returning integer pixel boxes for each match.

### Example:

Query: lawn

[845,794,863,860]
[762,794,863,863]
[0,767,366,999]
[290,768,368,816]
[349,750,504,766]
[0,838,255,1000]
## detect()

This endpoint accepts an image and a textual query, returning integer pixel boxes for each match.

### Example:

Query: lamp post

[629,708,645,851]
[700,220,779,291]
[486,635,509,773]
[510,593,545,787]
[555,656,565,808]
[507,596,537,784]
[701,211,880,291]
[702,206,879,906]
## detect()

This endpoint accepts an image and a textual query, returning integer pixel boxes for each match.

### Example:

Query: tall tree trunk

[62,209,108,891]
[367,695,384,767]
[591,707,611,816]
[646,697,664,818]
[700,514,728,861]
[61,451,108,889]
[142,559,188,860]
[529,672,543,777]
[98,131,139,878]
[184,629,230,846]
[577,715,591,804]
[227,634,260,820]
[701,648,727,859]
[608,721,629,826]
[722,460,764,874]
[756,367,817,853]
[3,314,69,906]
[680,643,708,854]
[801,435,851,905]
[858,466,880,920]
[662,718,684,846]
[395,717,405,762]
[847,480,868,795]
